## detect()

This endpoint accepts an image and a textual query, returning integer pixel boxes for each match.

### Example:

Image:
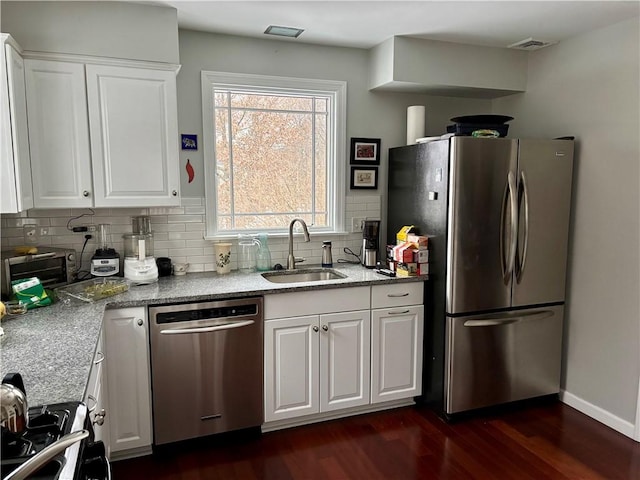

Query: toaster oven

[1,248,77,300]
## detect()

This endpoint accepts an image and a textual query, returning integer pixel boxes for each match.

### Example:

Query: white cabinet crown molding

[21,50,180,73]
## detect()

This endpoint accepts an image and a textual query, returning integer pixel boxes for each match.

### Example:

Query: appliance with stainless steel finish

[388,137,574,415]
[362,219,380,268]
[149,297,264,445]
[1,247,76,300]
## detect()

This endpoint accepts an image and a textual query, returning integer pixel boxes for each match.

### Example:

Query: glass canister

[256,234,272,271]
[238,234,259,273]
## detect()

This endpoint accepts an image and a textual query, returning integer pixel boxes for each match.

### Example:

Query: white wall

[176,29,493,246]
[0,1,179,63]
[494,17,640,430]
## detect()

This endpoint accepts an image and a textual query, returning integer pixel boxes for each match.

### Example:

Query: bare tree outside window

[202,72,346,237]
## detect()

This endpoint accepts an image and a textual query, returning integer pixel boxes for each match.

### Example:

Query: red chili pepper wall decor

[186,159,195,183]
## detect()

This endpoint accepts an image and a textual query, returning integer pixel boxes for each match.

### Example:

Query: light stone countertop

[0,264,425,406]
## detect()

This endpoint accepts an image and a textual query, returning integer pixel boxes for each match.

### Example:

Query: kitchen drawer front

[264,286,370,319]
[371,282,424,309]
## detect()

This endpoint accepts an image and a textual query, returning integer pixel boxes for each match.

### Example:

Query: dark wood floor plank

[111,402,640,480]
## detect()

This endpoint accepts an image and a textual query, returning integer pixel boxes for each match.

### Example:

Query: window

[201,71,346,238]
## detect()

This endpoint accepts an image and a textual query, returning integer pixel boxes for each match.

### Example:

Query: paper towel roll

[406,105,426,145]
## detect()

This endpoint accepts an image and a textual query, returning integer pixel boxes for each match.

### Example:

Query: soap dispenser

[256,234,272,271]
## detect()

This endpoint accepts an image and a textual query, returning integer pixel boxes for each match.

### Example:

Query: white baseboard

[560,390,636,440]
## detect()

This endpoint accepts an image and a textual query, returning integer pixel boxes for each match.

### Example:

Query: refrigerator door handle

[516,171,530,283]
[500,172,518,284]
[463,309,555,327]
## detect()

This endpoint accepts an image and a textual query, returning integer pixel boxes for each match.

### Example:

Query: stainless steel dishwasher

[148,297,263,445]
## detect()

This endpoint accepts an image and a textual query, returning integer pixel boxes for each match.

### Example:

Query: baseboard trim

[560,390,636,440]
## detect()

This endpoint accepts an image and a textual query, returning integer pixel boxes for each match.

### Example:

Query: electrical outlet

[351,217,365,233]
[86,225,96,232]
[39,227,49,236]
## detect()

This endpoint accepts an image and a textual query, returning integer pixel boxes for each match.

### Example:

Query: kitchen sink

[261,268,347,284]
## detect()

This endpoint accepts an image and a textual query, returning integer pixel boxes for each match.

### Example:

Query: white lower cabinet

[84,331,108,453]
[371,305,424,404]
[264,310,370,422]
[263,282,424,429]
[102,307,153,457]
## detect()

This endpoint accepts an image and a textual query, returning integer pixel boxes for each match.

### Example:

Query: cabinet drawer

[371,282,424,309]
[264,286,370,319]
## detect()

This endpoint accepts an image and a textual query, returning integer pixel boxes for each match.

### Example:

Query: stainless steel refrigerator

[387,137,574,416]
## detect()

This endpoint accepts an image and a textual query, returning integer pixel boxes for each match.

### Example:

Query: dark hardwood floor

[111,402,640,479]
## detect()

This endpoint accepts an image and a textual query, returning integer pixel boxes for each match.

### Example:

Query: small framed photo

[350,167,378,190]
[181,134,198,150]
[350,137,380,165]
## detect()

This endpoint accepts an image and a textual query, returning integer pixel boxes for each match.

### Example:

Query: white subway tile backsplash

[168,247,204,257]
[0,195,380,273]
[168,231,205,241]
[180,197,203,206]
[184,206,206,215]
[184,223,206,232]
[154,240,186,250]
[148,207,185,215]
[168,214,203,223]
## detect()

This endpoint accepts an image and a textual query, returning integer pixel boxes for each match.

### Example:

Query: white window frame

[201,71,347,239]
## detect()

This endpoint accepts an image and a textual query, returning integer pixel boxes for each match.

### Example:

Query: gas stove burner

[1,427,34,458]
[1,404,72,479]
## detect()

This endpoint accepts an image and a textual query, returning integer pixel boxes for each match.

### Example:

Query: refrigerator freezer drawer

[445,305,563,414]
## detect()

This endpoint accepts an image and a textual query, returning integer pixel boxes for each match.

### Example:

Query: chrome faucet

[287,218,310,270]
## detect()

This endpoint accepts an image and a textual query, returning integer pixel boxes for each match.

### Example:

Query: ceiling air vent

[508,37,555,51]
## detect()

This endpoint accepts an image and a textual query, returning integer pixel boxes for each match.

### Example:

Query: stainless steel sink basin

[261,268,347,284]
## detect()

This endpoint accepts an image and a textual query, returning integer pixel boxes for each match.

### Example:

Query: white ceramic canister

[214,242,232,274]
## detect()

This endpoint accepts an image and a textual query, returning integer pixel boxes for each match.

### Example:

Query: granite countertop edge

[1,264,426,406]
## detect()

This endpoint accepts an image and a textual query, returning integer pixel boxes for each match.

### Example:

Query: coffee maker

[362,219,380,268]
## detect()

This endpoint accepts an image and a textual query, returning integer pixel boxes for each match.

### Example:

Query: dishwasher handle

[160,319,255,335]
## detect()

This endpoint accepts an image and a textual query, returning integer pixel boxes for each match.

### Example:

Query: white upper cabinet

[85,65,179,207]
[25,59,93,208]
[1,35,33,213]
[24,56,180,208]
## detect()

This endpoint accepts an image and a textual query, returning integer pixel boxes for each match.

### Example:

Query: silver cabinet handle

[93,351,105,365]
[313,325,319,332]
[161,319,254,335]
[137,318,144,326]
[464,310,554,327]
[322,325,328,332]
[93,408,106,426]
[4,430,89,480]
[388,309,410,315]
[86,394,97,413]
[82,190,90,197]
[387,293,409,298]
[172,190,178,196]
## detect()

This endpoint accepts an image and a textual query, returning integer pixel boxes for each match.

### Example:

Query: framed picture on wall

[350,167,378,189]
[350,137,380,165]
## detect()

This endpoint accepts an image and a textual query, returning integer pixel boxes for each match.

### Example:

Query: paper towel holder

[349,137,381,165]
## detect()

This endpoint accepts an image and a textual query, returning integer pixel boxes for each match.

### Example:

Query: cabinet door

[103,307,152,453]
[86,65,180,207]
[371,305,424,404]
[84,331,109,453]
[1,42,33,213]
[264,316,319,422]
[24,59,93,207]
[319,310,370,412]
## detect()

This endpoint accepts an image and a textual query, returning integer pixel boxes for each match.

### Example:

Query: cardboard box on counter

[396,225,417,244]
[407,234,431,250]
[396,262,429,277]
